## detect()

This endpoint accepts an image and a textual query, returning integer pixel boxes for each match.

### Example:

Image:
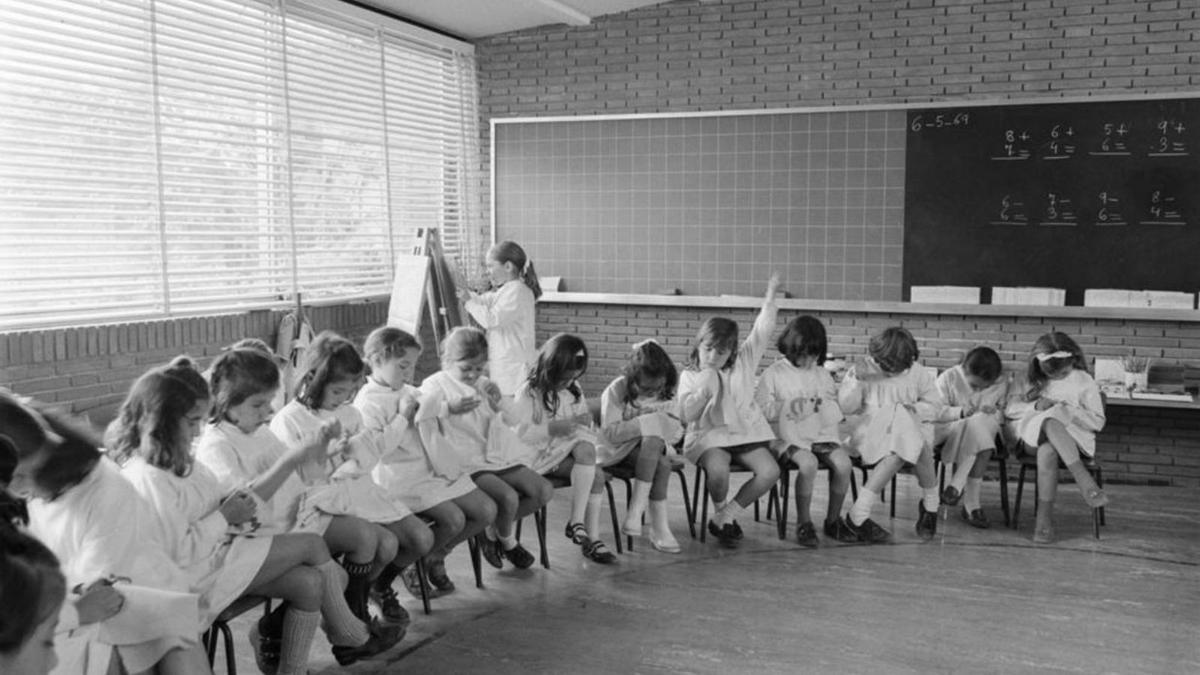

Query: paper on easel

[387,254,431,334]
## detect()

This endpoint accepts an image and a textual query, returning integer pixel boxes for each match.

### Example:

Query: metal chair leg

[604,481,623,554]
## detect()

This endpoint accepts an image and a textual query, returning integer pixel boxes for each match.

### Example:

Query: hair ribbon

[1035,350,1073,363]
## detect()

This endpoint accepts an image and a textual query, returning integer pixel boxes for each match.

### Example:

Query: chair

[1008,444,1105,538]
[516,472,623,569]
[203,595,271,675]
[411,534,485,615]
[769,453,859,540]
[691,464,780,543]
[604,460,696,550]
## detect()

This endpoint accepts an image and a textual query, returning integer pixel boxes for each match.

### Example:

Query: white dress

[353,379,477,511]
[464,279,537,396]
[509,382,604,474]
[677,297,778,462]
[1008,369,1105,457]
[27,458,201,675]
[754,358,843,454]
[195,421,331,534]
[933,366,1010,464]
[838,363,943,465]
[417,371,531,474]
[598,376,683,466]
[121,457,272,627]
[270,401,413,525]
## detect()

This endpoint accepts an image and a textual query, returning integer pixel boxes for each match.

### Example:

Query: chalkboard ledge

[539,292,1200,323]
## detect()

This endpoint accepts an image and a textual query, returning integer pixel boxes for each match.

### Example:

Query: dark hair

[0,392,104,500]
[209,349,282,424]
[962,346,1003,383]
[363,326,422,366]
[687,317,739,371]
[0,442,28,527]
[294,331,365,410]
[490,240,542,299]
[440,326,488,365]
[869,326,920,374]
[0,525,66,656]
[776,315,827,366]
[1024,332,1088,400]
[525,333,588,416]
[621,341,677,406]
[107,356,209,477]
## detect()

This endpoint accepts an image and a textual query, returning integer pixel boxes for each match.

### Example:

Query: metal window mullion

[150,0,170,314]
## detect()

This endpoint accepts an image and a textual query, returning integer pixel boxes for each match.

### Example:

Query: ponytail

[490,241,542,300]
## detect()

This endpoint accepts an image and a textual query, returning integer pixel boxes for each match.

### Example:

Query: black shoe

[479,535,503,569]
[916,502,938,541]
[823,517,860,543]
[941,486,962,506]
[501,542,536,569]
[708,520,739,549]
[843,515,892,544]
[426,558,456,594]
[795,521,819,548]
[581,539,617,564]
[369,580,412,626]
[248,617,281,675]
[961,506,990,529]
[730,519,744,540]
[331,619,405,666]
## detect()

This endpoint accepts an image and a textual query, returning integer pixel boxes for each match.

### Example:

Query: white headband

[1035,351,1073,363]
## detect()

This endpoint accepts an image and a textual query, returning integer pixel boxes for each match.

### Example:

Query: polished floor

[218,475,1200,674]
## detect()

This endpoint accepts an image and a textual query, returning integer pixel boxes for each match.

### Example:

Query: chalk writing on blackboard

[990,195,1029,225]
[1039,192,1078,226]
[1144,189,1184,225]
[992,128,1032,160]
[1095,191,1127,226]
[1149,118,1189,156]
[1090,122,1131,156]
[909,112,971,132]
[1039,123,1077,160]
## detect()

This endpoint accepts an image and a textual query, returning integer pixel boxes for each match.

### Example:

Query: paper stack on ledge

[909,285,981,304]
[992,287,1065,306]
[1084,289,1196,309]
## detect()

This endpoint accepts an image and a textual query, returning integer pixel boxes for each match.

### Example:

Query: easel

[389,228,464,343]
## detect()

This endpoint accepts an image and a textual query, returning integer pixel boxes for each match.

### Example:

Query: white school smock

[464,279,536,396]
[933,366,1009,465]
[509,382,605,474]
[677,297,778,462]
[754,359,843,454]
[195,421,331,535]
[27,458,200,675]
[598,375,682,466]
[1008,369,1105,457]
[838,363,943,466]
[353,379,477,512]
[416,371,531,473]
[120,457,271,627]
[270,401,413,525]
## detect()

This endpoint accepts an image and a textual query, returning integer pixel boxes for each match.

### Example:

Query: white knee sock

[849,489,879,526]
[648,499,680,550]
[624,479,652,533]
[585,493,604,540]
[277,608,320,675]
[570,462,596,525]
[315,560,369,647]
[964,477,983,511]
[923,487,940,512]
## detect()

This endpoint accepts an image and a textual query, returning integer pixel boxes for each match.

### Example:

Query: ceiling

[356,0,671,40]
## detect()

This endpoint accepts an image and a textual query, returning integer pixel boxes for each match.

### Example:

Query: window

[0,0,483,330]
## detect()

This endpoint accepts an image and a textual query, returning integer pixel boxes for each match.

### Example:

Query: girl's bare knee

[575,442,596,465]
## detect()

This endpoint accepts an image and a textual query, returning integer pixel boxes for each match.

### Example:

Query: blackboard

[494,110,907,301]
[904,97,1200,305]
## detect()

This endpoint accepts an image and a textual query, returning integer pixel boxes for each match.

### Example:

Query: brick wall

[477,0,1199,117]
[536,299,1200,487]
[0,301,435,426]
